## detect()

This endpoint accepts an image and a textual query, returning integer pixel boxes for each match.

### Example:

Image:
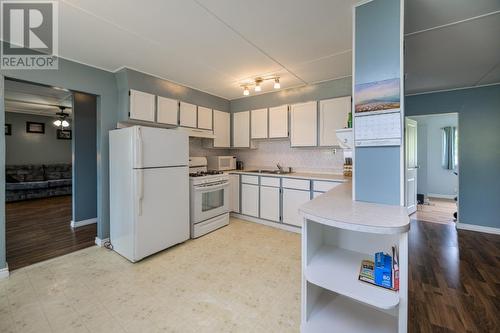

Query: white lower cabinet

[241,183,259,217]
[229,174,240,213]
[283,189,311,227]
[260,186,280,222]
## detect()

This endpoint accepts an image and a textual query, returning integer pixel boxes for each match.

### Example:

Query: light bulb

[243,87,250,96]
[53,119,62,127]
[62,120,70,128]
[274,78,280,89]
[254,83,261,92]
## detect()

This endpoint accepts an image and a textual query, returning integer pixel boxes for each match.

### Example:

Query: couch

[6,164,72,202]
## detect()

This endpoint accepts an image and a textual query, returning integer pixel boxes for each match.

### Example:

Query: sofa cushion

[6,181,49,191]
[44,164,72,180]
[24,165,45,182]
[48,179,72,188]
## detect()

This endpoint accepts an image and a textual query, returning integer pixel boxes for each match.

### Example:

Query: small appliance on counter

[236,160,244,170]
[207,155,236,171]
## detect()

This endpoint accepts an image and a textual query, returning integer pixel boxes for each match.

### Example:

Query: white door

[197,106,213,130]
[233,111,250,148]
[213,110,230,148]
[405,118,418,214]
[134,166,189,261]
[179,102,197,128]
[269,105,288,138]
[319,96,351,146]
[260,186,280,222]
[130,90,155,122]
[229,174,240,213]
[290,101,317,147]
[251,108,268,139]
[241,183,259,217]
[157,96,178,125]
[134,126,188,168]
[283,189,311,227]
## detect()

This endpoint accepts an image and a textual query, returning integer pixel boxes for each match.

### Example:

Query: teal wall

[406,84,500,228]
[0,57,118,269]
[230,77,351,112]
[72,93,97,222]
[0,76,5,268]
[116,68,230,122]
[354,0,402,205]
[5,112,72,164]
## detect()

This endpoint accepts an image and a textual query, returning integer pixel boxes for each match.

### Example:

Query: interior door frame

[405,117,418,214]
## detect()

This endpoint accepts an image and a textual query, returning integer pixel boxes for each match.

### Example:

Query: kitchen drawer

[241,175,259,185]
[260,177,280,188]
[313,181,342,193]
[282,178,310,191]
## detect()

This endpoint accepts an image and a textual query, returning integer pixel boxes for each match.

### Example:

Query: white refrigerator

[109,126,189,262]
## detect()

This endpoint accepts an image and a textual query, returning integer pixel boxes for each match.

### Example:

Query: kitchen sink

[247,169,292,175]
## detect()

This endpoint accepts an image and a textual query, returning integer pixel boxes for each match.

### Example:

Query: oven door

[191,181,229,223]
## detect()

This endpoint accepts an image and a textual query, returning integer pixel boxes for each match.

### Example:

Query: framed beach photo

[26,121,45,134]
[57,129,72,140]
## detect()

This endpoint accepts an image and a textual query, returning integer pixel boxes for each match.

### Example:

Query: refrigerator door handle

[135,127,143,169]
[136,169,144,216]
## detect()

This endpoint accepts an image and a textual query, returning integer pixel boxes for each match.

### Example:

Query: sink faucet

[276,163,283,172]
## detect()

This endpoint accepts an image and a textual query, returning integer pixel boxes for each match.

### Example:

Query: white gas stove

[189,157,230,238]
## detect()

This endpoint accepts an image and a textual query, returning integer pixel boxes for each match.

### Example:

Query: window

[442,126,458,170]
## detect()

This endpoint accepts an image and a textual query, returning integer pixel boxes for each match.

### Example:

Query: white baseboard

[0,264,9,279]
[456,223,500,235]
[71,218,97,228]
[231,213,301,234]
[95,237,110,247]
[428,193,456,200]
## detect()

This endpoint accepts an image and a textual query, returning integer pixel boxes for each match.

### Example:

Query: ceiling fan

[53,106,70,128]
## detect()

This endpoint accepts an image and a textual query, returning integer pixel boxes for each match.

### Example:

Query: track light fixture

[240,76,281,96]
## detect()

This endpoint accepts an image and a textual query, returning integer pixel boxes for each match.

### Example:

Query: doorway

[405,113,459,225]
[4,79,97,270]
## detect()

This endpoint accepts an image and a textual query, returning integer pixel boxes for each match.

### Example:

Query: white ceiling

[404,0,500,94]
[52,0,500,99]
[4,80,73,118]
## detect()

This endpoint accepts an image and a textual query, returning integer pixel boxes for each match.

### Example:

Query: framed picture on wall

[26,121,45,134]
[57,129,72,140]
[5,124,11,136]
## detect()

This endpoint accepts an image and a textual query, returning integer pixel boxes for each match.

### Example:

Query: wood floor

[6,195,96,271]
[409,219,500,332]
[411,197,457,225]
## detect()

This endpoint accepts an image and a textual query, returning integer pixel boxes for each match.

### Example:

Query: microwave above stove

[207,156,236,171]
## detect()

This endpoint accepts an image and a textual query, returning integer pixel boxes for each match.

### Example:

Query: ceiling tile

[477,62,500,85]
[405,13,500,94]
[196,0,356,68]
[290,51,351,84]
[405,0,500,34]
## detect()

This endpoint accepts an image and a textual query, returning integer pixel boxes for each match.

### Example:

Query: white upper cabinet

[179,102,197,128]
[213,110,230,148]
[319,96,351,146]
[290,101,318,147]
[232,111,250,148]
[129,90,155,122]
[156,96,178,125]
[269,105,288,138]
[197,106,213,130]
[251,108,268,139]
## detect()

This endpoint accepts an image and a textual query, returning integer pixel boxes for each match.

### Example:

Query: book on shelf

[358,246,400,291]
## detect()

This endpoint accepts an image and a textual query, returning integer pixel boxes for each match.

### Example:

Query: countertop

[228,170,349,182]
[299,182,410,235]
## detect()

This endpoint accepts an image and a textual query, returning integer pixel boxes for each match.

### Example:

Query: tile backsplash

[190,138,345,174]
[234,140,344,174]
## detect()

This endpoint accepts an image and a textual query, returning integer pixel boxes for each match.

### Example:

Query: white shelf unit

[302,220,408,332]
